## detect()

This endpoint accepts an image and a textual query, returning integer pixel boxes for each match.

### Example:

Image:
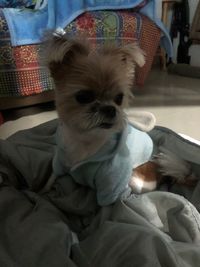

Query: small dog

[44,29,197,205]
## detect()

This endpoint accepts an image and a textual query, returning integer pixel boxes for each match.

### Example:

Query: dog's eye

[114,93,124,105]
[75,90,96,104]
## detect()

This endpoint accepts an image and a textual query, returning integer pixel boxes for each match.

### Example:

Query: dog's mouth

[99,122,113,129]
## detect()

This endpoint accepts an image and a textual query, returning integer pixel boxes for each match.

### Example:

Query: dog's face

[45,32,145,134]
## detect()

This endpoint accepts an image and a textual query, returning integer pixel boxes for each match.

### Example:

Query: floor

[129,69,200,140]
[1,69,200,140]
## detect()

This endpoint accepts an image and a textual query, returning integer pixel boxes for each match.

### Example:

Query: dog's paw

[129,175,157,194]
[129,162,159,193]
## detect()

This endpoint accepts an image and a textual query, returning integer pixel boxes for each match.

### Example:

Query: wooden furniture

[0,91,55,110]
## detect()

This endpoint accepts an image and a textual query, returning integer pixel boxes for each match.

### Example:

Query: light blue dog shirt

[53,122,153,206]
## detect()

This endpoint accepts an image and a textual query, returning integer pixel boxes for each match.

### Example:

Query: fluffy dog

[43,29,196,205]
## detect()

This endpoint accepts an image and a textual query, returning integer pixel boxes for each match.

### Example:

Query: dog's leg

[129,162,160,193]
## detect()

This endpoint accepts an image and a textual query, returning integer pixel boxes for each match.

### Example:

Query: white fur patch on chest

[129,175,157,194]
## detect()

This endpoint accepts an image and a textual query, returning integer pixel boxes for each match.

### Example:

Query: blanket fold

[1,119,200,266]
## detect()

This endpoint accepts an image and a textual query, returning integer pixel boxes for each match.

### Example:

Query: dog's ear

[43,31,90,80]
[100,43,145,83]
[119,43,145,68]
[101,43,145,68]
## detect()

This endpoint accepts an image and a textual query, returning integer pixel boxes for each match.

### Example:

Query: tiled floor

[1,69,200,140]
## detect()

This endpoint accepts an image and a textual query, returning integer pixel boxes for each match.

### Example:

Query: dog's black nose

[100,105,116,118]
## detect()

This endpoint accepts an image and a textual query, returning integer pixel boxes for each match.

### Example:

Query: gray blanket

[0,119,200,267]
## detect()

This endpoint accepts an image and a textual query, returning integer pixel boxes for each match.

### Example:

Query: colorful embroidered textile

[0,10,160,97]
[2,0,171,57]
[0,9,54,97]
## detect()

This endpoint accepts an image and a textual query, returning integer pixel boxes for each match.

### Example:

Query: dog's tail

[153,146,197,185]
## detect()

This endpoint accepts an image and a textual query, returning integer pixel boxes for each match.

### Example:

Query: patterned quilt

[0,10,160,97]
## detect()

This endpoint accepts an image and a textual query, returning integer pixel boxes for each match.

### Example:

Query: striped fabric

[0,10,160,97]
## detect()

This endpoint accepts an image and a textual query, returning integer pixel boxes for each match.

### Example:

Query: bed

[0,115,200,267]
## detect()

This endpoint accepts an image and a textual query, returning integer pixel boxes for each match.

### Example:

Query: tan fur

[134,162,160,182]
[46,38,145,129]
[44,33,145,164]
